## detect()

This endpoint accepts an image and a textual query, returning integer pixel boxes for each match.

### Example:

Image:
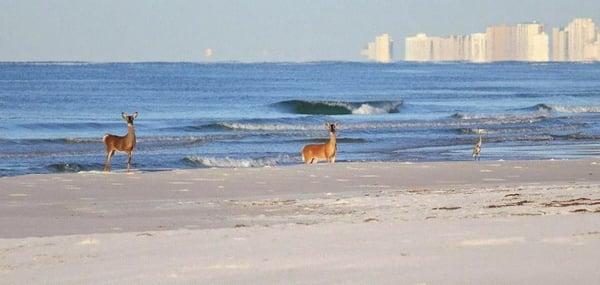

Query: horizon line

[1,60,597,65]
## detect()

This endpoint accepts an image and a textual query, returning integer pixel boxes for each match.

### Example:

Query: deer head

[325,122,337,134]
[121,112,139,125]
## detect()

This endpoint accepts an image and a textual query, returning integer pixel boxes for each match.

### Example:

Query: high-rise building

[552,18,600,61]
[405,33,433,61]
[552,28,568,61]
[552,18,599,61]
[361,42,377,61]
[469,33,487,62]
[485,25,518,61]
[361,34,393,63]
[566,18,598,61]
[405,34,474,62]
[375,34,393,63]
[515,23,549,61]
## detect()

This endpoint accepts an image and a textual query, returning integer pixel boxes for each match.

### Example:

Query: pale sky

[0,0,598,62]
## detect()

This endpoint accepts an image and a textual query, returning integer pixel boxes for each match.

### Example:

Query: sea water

[1,61,600,176]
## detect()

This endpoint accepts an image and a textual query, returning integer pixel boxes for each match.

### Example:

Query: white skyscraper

[552,18,600,61]
[469,33,487,62]
[566,18,598,61]
[362,34,394,63]
[360,42,376,61]
[552,27,568,61]
[406,33,484,62]
[405,33,433,61]
[516,23,549,62]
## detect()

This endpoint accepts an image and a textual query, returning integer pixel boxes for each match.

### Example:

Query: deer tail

[102,133,109,143]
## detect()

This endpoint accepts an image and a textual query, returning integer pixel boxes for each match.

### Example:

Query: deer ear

[133,112,139,119]
[324,122,330,128]
[121,112,127,120]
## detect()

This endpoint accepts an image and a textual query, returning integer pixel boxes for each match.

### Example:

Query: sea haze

[1,62,600,176]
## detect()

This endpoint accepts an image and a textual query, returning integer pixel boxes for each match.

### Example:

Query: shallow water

[1,61,600,176]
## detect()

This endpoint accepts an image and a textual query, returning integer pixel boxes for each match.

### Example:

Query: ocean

[1,61,600,176]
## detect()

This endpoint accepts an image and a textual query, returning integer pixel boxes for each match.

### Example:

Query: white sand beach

[1,159,600,284]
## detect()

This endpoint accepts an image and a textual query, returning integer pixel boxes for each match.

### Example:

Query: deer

[103,112,138,172]
[301,122,337,164]
[472,134,482,161]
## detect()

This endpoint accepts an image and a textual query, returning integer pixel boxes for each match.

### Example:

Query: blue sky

[0,0,598,62]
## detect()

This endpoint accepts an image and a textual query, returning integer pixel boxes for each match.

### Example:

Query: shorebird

[472,134,482,161]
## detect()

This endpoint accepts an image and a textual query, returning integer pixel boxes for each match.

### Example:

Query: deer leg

[104,152,109,171]
[127,152,133,172]
[330,156,335,164]
[310,157,316,164]
[105,150,115,172]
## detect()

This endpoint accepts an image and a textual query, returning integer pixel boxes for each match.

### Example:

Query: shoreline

[0,156,596,180]
[2,159,600,283]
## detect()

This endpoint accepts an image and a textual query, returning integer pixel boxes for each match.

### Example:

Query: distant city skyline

[398,18,599,63]
[1,0,600,62]
[402,22,551,63]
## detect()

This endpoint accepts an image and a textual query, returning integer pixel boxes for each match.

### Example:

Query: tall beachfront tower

[405,33,432,61]
[361,34,394,63]
[469,33,487,62]
[405,33,472,62]
[515,22,549,62]
[553,18,600,61]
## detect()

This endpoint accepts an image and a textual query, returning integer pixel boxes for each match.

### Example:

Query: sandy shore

[1,159,600,284]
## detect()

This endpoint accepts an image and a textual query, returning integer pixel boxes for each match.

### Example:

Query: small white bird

[472,134,482,161]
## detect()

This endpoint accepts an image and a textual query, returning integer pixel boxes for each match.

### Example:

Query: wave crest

[521,103,600,113]
[272,100,402,115]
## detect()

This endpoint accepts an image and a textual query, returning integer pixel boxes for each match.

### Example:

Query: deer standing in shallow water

[103,112,138,172]
[301,123,337,164]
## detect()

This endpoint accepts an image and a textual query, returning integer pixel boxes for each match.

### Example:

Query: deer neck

[328,132,336,146]
[127,124,136,140]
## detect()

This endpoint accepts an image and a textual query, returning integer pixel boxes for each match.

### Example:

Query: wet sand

[1,159,600,284]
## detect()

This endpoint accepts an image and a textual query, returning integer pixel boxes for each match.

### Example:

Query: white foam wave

[549,105,600,113]
[352,104,392,115]
[452,112,548,122]
[220,116,546,132]
[184,155,298,168]
[221,122,321,131]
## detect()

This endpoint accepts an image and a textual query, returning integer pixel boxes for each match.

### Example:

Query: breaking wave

[450,112,549,123]
[183,155,298,168]
[272,100,402,115]
[520,103,600,113]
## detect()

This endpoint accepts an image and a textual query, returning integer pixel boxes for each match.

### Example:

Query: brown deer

[301,122,337,164]
[103,112,138,172]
